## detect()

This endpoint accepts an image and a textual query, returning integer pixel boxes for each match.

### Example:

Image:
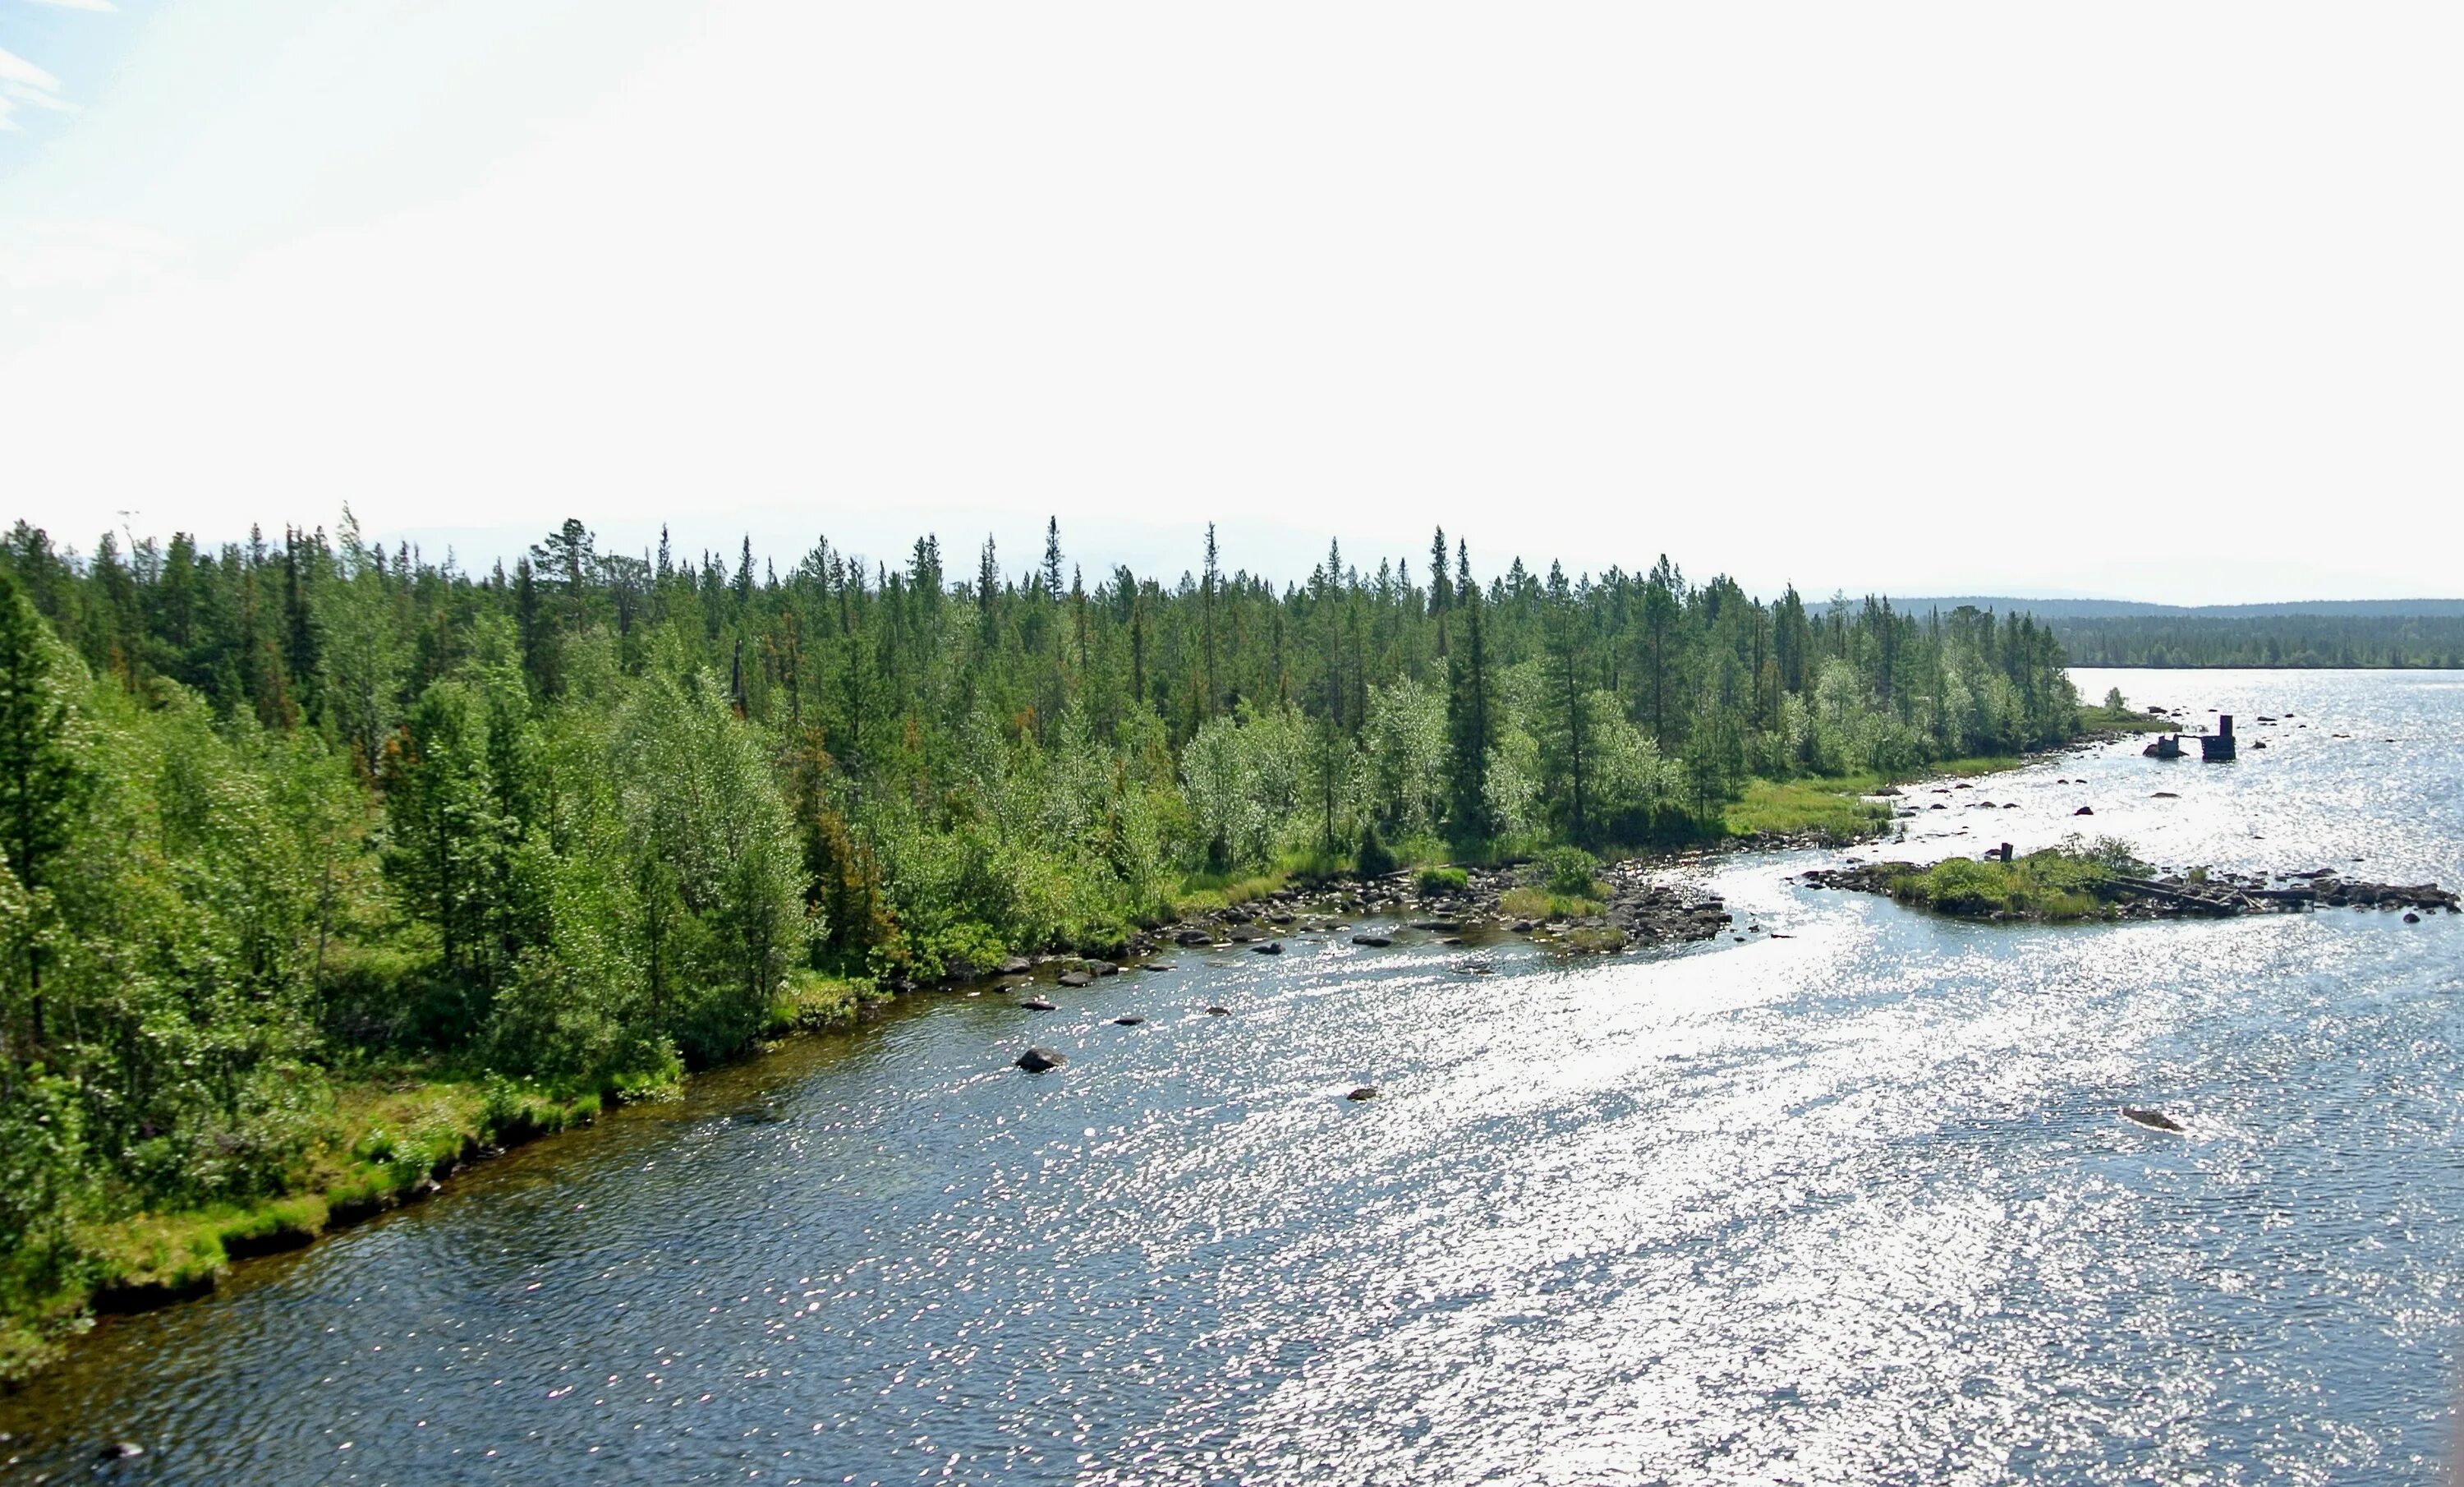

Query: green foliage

[0,509,2103,1378]
[1354,822,1397,878]
[1722,776,1895,840]
[1885,843,2137,921]
[1416,865,1469,892]
[2053,613,2464,668]
[1539,845,1602,899]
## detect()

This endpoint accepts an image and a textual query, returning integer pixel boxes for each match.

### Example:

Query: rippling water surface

[7,669,2464,1485]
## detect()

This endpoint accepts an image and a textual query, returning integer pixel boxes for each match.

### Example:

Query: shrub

[1354,822,1398,878]
[1416,866,1469,892]
[1540,845,1602,898]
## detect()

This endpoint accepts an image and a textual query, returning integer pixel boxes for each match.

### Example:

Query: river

[5,668,2462,1484]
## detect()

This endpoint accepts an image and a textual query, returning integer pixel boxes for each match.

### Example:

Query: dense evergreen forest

[2049,614,2464,668]
[0,511,2082,1365]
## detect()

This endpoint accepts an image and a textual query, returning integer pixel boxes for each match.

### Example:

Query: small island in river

[1800,845,2461,923]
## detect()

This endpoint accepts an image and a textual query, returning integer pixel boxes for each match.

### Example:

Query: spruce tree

[0,572,87,1047]
[1445,580,1496,842]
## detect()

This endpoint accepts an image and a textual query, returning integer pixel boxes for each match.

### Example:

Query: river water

[6,668,2464,1485]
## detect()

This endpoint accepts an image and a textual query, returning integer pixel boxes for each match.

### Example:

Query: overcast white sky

[2,2,2457,603]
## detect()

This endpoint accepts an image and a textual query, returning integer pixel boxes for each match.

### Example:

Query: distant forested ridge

[2045,614,2464,669]
[1901,596,2464,668]
[0,511,2081,1363]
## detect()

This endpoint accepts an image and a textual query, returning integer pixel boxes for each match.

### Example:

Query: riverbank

[0,745,2072,1391]
[0,973,884,1388]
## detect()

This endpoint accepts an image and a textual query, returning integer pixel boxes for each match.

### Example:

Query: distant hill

[1896,596,2464,620]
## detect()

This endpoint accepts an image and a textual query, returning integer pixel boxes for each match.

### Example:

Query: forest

[0,512,2081,1370]
[2048,614,2464,668]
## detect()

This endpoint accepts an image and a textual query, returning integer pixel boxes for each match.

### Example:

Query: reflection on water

[6,669,2463,1484]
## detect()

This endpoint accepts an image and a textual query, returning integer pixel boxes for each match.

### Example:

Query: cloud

[0,45,68,131]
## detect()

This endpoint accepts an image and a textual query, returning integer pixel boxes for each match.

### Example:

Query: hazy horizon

[7,2,2458,605]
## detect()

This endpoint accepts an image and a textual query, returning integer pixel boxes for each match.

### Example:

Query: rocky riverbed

[916,858,1746,993]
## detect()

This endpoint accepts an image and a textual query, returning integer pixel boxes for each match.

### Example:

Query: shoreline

[0,744,2080,1393]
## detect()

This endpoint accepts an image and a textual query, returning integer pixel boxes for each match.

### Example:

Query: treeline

[0,510,2078,1326]
[2050,615,2464,668]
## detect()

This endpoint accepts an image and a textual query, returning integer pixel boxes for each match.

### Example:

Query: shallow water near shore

[7,668,2464,1485]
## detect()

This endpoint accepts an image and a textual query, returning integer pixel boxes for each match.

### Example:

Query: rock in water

[1056,971,1094,988]
[1018,997,1059,1011]
[2120,1106,2185,1132]
[1253,941,1284,955]
[97,1443,145,1462]
[1015,1047,1064,1072]
[1206,1006,1230,1016]
[2075,806,2094,816]
[1346,1086,1379,1102]
[1113,1015,1146,1026]
[1350,933,1393,947]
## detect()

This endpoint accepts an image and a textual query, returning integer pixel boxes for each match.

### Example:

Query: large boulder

[1015,1047,1065,1072]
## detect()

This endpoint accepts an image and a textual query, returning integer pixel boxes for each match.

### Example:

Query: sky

[2,2,2458,605]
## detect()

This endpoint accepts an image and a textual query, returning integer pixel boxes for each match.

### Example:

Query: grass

[2079,702,2177,734]
[1722,756,2024,840]
[1170,868,1289,916]
[1415,866,1470,892]
[765,970,888,1037]
[2,1069,617,1379]
[1878,847,2121,921]
[1724,777,1894,839]
[1499,885,1603,920]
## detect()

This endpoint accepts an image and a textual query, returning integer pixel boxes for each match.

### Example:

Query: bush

[1539,845,1601,898]
[1416,866,1469,892]
[1887,845,2122,921]
[1354,823,1397,878]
